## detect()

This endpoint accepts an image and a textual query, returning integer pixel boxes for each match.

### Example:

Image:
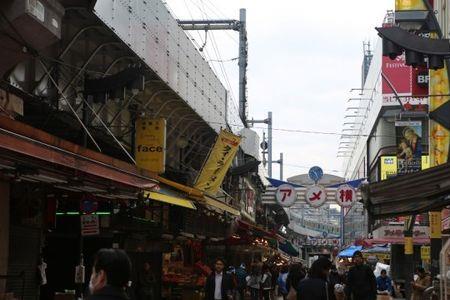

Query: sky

[165,0,394,179]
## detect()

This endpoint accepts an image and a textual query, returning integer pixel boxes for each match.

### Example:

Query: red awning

[0,115,158,189]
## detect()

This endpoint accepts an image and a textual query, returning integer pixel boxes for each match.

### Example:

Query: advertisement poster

[395,121,423,175]
[240,178,256,222]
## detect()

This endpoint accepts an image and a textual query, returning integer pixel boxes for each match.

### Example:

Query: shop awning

[0,115,159,189]
[368,163,450,219]
[202,195,240,216]
[143,191,196,210]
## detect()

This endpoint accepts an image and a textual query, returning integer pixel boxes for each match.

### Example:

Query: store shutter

[6,226,41,300]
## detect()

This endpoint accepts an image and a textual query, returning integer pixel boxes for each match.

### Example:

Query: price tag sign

[81,214,99,236]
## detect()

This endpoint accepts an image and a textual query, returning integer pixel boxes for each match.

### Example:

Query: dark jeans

[262,289,271,300]
[250,288,259,300]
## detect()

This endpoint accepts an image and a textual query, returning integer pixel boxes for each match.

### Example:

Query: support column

[404,215,416,300]
[0,181,10,293]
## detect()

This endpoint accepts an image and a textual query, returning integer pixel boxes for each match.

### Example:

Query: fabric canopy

[338,245,363,257]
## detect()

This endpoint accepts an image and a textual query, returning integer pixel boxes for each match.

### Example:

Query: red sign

[382,54,429,110]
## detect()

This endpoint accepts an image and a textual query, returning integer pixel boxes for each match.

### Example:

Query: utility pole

[248,111,274,177]
[177,9,248,125]
[238,9,247,125]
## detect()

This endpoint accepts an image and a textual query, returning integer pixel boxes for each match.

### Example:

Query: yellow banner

[429,211,442,238]
[430,65,450,166]
[404,237,414,255]
[396,0,426,10]
[194,130,241,195]
[135,118,166,174]
[421,246,431,260]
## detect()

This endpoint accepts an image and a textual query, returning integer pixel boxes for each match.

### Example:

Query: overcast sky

[165,0,394,179]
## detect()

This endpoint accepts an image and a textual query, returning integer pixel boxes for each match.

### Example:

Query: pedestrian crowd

[84,248,433,300]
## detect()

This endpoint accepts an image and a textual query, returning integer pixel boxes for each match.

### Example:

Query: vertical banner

[194,130,241,195]
[395,121,423,175]
[429,66,450,166]
[395,0,428,10]
[429,211,442,238]
[404,237,414,255]
[135,118,166,174]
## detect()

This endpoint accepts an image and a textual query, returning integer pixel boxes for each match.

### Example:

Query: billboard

[382,54,428,110]
[135,118,166,173]
[380,155,429,180]
[395,121,423,175]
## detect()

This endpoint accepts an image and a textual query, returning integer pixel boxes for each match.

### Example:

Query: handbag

[286,286,297,300]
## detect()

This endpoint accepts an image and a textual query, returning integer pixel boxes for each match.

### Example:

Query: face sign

[89,267,107,294]
[215,260,224,273]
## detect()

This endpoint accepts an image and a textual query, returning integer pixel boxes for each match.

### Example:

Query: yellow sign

[380,156,397,180]
[194,130,241,195]
[135,118,166,174]
[421,246,431,260]
[404,237,414,255]
[380,156,430,180]
[430,211,442,238]
[430,65,450,167]
[396,0,427,10]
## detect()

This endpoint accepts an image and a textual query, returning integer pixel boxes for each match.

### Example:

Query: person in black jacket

[344,251,377,300]
[297,257,332,300]
[87,248,132,300]
[204,258,234,300]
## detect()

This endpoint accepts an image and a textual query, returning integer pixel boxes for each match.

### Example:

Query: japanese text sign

[306,185,326,208]
[135,118,166,173]
[275,184,297,207]
[335,184,356,208]
[194,130,241,195]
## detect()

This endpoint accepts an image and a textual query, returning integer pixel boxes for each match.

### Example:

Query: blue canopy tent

[337,245,363,258]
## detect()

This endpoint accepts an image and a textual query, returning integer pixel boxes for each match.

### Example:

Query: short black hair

[309,257,332,280]
[214,257,225,265]
[353,250,363,258]
[416,267,425,274]
[93,249,131,288]
[381,269,387,274]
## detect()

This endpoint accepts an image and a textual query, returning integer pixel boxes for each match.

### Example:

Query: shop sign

[429,211,442,238]
[335,184,356,208]
[81,214,99,236]
[373,225,428,239]
[275,184,297,207]
[135,118,166,174]
[195,130,241,195]
[240,178,256,221]
[306,238,340,246]
[306,185,326,208]
[405,237,413,255]
[395,121,423,175]
[421,246,431,260]
[380,155,430,181]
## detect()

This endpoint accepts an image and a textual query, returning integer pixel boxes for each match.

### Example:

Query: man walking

[345,251,377,300]
[205,258,234,300]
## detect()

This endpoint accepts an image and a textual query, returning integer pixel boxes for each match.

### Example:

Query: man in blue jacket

[376,269,393,295]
